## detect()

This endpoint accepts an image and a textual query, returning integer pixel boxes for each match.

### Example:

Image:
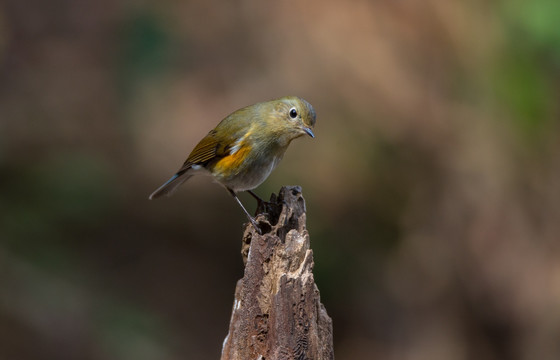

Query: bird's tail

[149,170,192,200]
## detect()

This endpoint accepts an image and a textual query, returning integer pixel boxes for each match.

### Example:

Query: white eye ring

[289,107,298,119]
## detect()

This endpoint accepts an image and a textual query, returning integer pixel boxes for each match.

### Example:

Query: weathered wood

[221,186,334,360]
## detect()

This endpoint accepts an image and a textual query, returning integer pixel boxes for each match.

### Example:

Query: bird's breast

[210,141,287,191]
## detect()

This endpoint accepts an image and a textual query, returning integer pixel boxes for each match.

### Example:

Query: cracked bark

[221,186,334,360]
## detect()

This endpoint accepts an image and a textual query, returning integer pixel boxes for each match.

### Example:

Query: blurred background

[1,0,560,359]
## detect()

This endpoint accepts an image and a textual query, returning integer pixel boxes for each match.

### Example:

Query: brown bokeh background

[2,1,560,359]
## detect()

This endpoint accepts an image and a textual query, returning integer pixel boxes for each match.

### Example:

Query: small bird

[149,96,316,231]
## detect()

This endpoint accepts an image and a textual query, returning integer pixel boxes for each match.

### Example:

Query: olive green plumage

[149,96,316,230]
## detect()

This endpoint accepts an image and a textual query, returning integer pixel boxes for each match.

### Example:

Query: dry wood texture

[221,186,334,360]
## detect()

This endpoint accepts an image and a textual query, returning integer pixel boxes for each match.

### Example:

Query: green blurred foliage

[506,0,560,54]
[495,0,560,140]
[118,12,175,99]
[94,302,172,360]
[1,152,115,269]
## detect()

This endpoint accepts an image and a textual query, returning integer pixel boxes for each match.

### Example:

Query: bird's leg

[248,189,284,222]
[247,190,265,207]
[248,189,274,217]
[228,188,262,234]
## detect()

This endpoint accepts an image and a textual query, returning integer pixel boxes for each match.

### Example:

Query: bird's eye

[289,108,298,119]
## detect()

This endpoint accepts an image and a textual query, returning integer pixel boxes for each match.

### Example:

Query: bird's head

[264,96,316,145]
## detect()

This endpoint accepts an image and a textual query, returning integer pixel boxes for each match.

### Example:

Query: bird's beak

[302,126,315,138]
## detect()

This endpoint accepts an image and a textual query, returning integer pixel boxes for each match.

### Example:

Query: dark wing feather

[176,130,222,171]
[186,132,220,163]
[177,123,243,172]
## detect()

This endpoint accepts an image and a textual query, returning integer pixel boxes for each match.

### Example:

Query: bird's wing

[177,128,240,173]
[185,131,220,163]
[177,107,256,173]
[149,130,227,199]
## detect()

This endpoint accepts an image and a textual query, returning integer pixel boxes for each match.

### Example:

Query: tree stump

[221,186,334,360]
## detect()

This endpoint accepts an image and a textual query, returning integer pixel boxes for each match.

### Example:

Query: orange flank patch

[214,144,252,177]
